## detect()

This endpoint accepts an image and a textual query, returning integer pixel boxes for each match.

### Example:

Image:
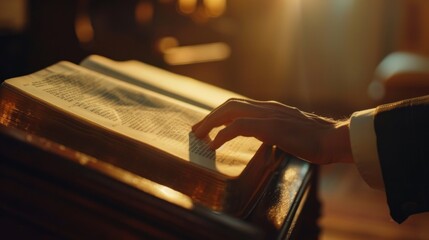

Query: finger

[192,117,232,133]
[193,98,259,138]
[191,119,203,131]
[209,118,275,149]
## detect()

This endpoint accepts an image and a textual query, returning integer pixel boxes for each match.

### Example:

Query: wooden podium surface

[0,126,319,239]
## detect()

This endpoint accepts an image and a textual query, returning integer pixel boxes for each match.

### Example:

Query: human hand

[192,98,353,164]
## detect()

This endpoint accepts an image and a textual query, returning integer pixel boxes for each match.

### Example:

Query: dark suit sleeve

[374,95,429,223]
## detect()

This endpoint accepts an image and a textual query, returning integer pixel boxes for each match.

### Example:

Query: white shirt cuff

[349,108,385,190]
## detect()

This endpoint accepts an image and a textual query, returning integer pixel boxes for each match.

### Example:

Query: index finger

[192,98,252,138]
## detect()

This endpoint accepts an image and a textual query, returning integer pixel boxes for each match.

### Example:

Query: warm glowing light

[135,0,154,25]
[157,36,179,52]
[283,167,298,182]
[203,0,226,17]
[155,185,193,207]
[164,42,230,65]
[75,152,93,165]
[75,13,94,44]
[122,174,194,209]
[178,0,197,14]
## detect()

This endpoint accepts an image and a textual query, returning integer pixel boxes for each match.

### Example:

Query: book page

[80,55,245,110]
[6,62,261,177]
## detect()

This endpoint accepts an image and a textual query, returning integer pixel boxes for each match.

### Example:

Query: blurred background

[2,0,429,115]
[1,0,428,239]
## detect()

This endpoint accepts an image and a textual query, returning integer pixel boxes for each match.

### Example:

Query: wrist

[322,119,354,164]
[334,120,354,163]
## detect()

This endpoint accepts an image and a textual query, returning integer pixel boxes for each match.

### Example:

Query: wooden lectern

[0,125,319,239]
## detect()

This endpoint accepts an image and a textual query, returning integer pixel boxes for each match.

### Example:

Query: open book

[0,55,284,216]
